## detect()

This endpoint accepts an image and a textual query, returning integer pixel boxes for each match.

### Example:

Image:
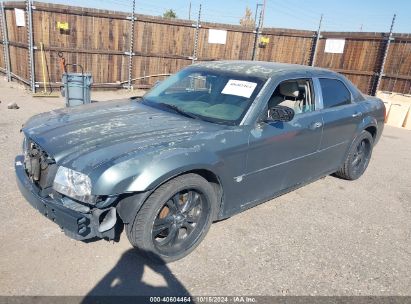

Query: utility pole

[251,9,263,60]
[311,14,323,66]
[188,1,191,20]
[253,3,262,28]
[260,0,266,28]
[374,14,396,95]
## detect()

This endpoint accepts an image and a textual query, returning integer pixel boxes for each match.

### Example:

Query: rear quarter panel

[358,96,385,145]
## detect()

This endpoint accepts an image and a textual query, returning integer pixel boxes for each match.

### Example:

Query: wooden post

[0,1,11,81]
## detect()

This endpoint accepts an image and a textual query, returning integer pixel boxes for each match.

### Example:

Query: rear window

[320,78,351,108]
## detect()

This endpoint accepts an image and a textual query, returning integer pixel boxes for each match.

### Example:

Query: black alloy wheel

[351,138,372,176]
[151,189,208,256]
[335,130,374,180]
[126,173,217,262]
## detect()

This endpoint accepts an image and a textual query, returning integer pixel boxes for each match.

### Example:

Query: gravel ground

[0,78,410,297]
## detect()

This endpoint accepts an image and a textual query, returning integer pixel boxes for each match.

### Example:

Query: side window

[319,78,351,108]
[267,79,315,116]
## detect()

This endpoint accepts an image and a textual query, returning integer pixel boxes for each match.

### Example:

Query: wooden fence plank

[0,1,410,94]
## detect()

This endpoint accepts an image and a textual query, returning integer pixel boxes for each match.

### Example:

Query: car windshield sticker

[221,80,257,98]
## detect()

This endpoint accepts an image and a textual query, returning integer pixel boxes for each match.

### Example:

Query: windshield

[142,67,267,125]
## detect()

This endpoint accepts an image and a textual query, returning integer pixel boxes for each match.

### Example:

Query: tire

[335,130,374,180]
[125,173,217,263]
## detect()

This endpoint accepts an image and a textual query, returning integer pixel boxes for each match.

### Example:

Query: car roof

[192,60,337,79]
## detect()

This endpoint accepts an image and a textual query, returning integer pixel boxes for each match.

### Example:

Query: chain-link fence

[0,0,410,96]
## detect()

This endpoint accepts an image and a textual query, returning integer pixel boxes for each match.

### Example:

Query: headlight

[53,166,94,204]
[22,136,28,157]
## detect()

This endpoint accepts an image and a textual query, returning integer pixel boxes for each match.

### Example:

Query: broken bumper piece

[15,155,117,241]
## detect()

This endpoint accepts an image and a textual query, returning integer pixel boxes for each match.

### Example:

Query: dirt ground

[0,78,410,297]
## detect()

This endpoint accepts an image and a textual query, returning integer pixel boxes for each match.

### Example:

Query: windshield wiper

[157,103,200,120]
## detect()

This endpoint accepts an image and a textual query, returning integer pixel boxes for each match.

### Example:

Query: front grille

[23,138,57,193]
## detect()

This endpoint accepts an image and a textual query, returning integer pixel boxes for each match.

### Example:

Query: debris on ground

[7,102,19,109]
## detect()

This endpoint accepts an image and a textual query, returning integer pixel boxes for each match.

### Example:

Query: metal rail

[0,1,11,81]
[374,14,396,95]
[26,0,36,92]
[310,14,323,67]
[125,0,136,90]
[191,4,201,63]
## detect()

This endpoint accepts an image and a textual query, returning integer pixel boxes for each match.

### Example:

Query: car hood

[22,99,226,173]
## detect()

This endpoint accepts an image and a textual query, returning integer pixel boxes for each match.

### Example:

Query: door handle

[352,112,363,118]
[311,121,323,129]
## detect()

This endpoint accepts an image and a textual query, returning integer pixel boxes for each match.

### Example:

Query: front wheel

[335,130,374,180]
[125,173,217,263]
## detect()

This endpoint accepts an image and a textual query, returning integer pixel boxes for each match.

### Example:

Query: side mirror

[268,105,295,122]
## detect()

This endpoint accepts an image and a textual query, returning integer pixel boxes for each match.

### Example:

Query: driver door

[241,78,324,207]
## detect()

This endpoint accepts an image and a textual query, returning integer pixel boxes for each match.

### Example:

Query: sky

[43,0,411,33]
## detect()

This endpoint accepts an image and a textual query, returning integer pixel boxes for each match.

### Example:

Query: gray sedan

[15,61,385,262]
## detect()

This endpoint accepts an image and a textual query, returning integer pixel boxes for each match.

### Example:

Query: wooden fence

[0,1,410,95]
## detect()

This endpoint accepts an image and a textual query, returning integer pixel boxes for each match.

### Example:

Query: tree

[240,7,255,28]
[163,9,177,19]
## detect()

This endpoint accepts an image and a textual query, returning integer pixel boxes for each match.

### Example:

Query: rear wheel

[335,130,374,180]
[125,173,217,263]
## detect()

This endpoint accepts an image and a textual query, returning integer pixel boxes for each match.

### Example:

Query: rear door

[315,77,364,173]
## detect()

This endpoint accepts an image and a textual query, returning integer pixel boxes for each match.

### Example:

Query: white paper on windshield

[221,80,257,98]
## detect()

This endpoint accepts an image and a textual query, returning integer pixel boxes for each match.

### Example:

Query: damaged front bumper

[15,155,117,241]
